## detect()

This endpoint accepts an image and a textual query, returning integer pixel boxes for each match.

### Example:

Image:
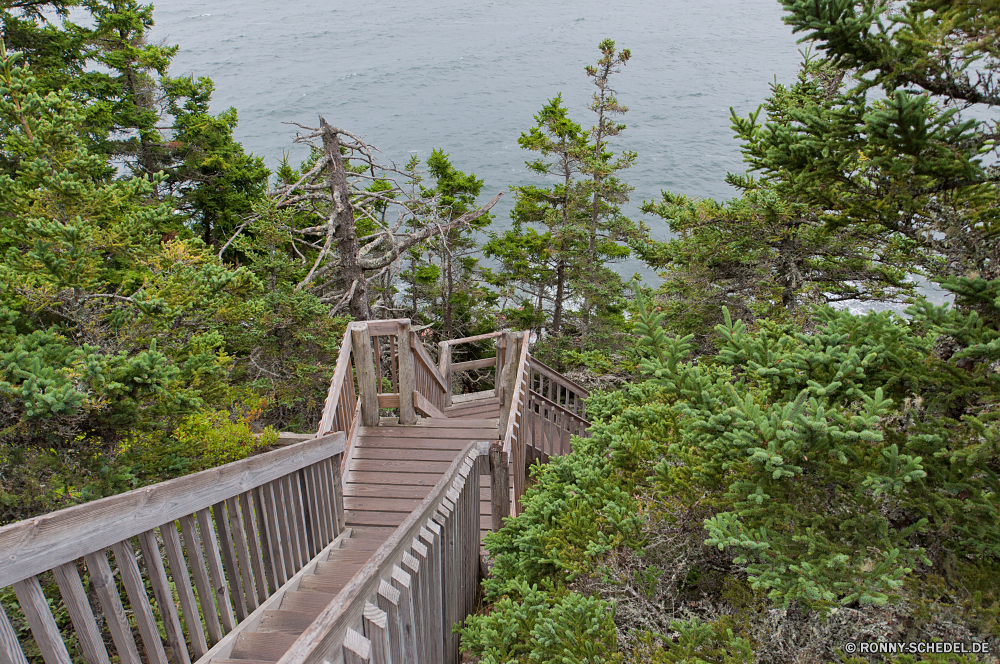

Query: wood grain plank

[362,602,390,664]
[84,551,141,664]
[0,434,345,588]
[413,391,445,419]
[240,492,270,603]
[342,497,423,513]
[137,529,190,664]
[344,484,431,499]
[0,600,28,664]
[259,483,288,587]
[213,502,248,622]
[348,460,452,474]
[376,581,402,664]
[342,628,372,664]
[196,508,237,633]
[110,540,169,664]
[178,514,224,646]
[343,511,407,528]
[159,525,208,659]
[12,577,71,664]
[52,562,110,664]
[225,497,259,613]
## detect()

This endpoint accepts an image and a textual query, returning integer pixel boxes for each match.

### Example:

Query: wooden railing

[0,433,347,664]
[274,442,485,664]
[525,356,590,457]
[315,320,450,471]
[437,331,507,407]
[495,335,591,517]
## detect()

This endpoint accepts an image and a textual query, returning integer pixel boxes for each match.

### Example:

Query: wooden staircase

[218,391,503,664]
[0,322,588,664]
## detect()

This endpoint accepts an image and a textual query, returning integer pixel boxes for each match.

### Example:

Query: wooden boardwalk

[219,392,500,664]
[0,324,591,664]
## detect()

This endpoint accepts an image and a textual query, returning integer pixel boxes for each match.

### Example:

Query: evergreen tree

[734,0,999,282]
[577,38,647,338]
[161,75,270,251]
[637,56,918,341]
[484,94,589,336]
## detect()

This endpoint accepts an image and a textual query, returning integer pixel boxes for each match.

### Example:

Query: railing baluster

[363,601,392,664]
[138,529,190,664]
[12,575,72,664]
[292,471,313,559]
[53,561,111,664]
[389,566,418,664]
[239,491,270,602]
[270,479,296,578]
[111,540,170,664]
[178,515,224,645]
[160,524,209,659]
[261,482,290,586]
[251,488,278,595]
[84,551,142,664]
[0,598,29,664]
[401,551,426,664]
[343,627,372,664]
[212,502,248,621]
[196,508,237,633]
[224,496,259,612]
[377,580,403,662]
[279,475,304,571]
[303,465,325,555]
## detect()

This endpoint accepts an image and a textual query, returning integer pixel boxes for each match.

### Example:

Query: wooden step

[228,632,298,661]
[322,549,377,564]
[256,610,314,635]
[449,390,497,404]
[338,538,382,551]
[278,589,337,618]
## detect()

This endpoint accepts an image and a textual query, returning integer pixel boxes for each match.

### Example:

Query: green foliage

[486,41,648,346]
[739,1,999,280]
[461,582,622,664]
[632,280,1000,608]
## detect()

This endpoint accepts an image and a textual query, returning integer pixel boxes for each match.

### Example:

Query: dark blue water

[149,0,806,281]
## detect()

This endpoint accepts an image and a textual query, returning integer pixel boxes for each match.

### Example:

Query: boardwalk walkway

[0,323,587,664]
[218,392,501,664]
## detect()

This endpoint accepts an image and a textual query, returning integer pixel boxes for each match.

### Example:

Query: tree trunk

[553,260,565,334]
[320,116,370,320]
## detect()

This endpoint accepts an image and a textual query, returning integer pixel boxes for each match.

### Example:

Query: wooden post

[489,442,510,532]
[494,334,505,397]
[438,341,452,407]
[397,320,417,425]
[352,323,380,427]
[498,333,522,440]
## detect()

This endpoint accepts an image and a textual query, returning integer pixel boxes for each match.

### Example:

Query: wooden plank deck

[214,393,501,664]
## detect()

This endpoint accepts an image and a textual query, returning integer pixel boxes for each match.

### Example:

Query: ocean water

[148,0,807,283]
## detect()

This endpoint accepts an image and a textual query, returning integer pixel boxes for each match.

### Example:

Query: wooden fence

[496,334,590,516]
[0,433,347,664]
[437,331,507,407]
[272,442,484,664]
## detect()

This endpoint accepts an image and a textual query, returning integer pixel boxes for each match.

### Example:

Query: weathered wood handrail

[0,433,347,664]
[274,442,485,664]
[320,319,451,432]
[437,330,507,407]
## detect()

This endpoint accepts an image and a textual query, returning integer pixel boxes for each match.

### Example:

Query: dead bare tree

[273,116,502,319]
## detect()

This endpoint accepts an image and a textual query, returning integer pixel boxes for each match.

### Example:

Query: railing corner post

[489,441,510,532]
[498,332,522,440]
[438,341,452,407]
[352,322,380,427]
[398,320,417,425]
